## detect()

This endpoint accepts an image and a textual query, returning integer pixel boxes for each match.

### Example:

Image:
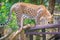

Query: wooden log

[26,32,60,35]
[28,23,60,30]
[10,23,60,40]
[10,24,32,40]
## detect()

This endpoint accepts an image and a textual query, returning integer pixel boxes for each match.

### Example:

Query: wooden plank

[53,14,60,16]
[26,32,60,35]
[28,23,60,30]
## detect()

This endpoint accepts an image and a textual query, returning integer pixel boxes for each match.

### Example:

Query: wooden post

[0,27,4,38]
[0,3,2,6]
[48,0,55,40]
[42,29,46,40]
[25,29,33,40]
[0,3,4,39]
[29,35,33,40]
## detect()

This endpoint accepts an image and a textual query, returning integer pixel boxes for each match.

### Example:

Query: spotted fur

[10,2,52,27]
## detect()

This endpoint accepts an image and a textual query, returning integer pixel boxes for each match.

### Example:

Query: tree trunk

[40,0,44,4]
[48,0,55,14]
[48,0,56,40]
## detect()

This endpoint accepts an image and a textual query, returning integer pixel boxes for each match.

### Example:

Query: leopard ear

[37,8,43,14]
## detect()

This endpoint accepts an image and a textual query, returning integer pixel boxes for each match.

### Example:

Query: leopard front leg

[15,13,22,27]
[19,15,27,40]
[12,13,27,40]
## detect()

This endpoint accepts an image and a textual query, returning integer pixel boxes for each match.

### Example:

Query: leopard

[10,2,52,40]
[10,2,52,26]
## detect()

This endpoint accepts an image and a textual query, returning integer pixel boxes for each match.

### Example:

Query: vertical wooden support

[42,29,46,40]
[29,35,33,40]
[0,27,4,38]
[25,29,33,40]
[0,3,2,6]
[0,3,4,38]
[58,28,60,32]
[58,18,60,32]
[54,14,60,40]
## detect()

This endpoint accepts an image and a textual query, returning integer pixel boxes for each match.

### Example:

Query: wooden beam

[28,23,60,30]
[26,32,60,35]
[53,14,60,16]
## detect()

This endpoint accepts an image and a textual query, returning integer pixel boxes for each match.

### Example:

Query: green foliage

[23,18,35,26]
[24,0,30,3]
[8,12,19,31]
[0,2,19,31]
[0,2,11,24]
